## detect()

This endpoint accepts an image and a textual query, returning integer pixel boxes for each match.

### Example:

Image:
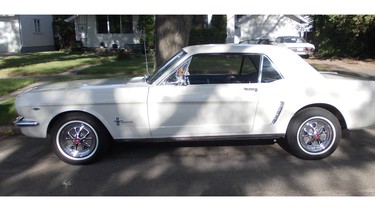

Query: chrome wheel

[297,117,336,155]
[285,107,342,160]
[56,120,99,161]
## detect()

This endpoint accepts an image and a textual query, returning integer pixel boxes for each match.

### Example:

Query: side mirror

[176,75,189,86]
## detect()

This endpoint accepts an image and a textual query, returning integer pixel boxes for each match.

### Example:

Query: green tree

[312,15,375,58]
[52,15,76,50]
[210,15,227,43]
[189,15,227,45]
[137,15,155,50]
[191,15,208,29]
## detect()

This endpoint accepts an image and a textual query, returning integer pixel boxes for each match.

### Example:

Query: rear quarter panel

[256,78,375,135]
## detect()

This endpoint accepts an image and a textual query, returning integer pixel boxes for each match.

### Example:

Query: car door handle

[244,88,258,92]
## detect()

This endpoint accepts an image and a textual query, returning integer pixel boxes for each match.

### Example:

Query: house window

[96,15,133,34]
[34,19,41,33]
[109,15,121,33]
[96,15,109,33]
[121,15,133,33]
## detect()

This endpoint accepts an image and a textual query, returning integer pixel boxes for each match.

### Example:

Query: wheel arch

[297,103,348,131]
[47,110,113,140]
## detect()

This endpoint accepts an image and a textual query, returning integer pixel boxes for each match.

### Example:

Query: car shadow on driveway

[0,128,375,196]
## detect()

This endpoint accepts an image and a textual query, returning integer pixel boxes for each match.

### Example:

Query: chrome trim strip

[271,101,285,124]
[13,116,39,127]
[115,133,285,143]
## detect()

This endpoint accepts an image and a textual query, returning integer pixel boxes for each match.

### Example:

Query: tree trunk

[155,15,193,68]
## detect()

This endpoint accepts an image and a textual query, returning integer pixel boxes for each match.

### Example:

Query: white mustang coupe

[14,44,375,165]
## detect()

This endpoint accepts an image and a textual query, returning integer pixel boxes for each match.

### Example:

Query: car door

[147,53,262,138]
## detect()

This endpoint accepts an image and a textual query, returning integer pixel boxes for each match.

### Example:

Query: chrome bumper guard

[13,116,39,127]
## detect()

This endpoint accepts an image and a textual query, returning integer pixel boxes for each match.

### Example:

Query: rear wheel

[51,113,109,165]
[285,107,341,160]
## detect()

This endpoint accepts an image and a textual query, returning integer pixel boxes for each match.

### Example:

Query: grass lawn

[0,78,37,96]
[0,98,16,125]
[0,53,115,77]
[77,56,154,76]
[0,51,114,69]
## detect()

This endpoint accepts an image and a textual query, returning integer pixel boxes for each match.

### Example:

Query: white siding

[226,15,304,43]
[18,15,54,51]
[239,15,300,41]
[0,15,21,52]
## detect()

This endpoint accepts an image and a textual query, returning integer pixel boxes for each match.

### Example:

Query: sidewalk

[306,58,375,78]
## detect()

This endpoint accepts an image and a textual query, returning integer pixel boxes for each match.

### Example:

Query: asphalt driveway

[1,126,375,196]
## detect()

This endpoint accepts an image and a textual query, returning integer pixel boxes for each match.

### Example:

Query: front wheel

[285,107,342,160]
[51,113,109,165]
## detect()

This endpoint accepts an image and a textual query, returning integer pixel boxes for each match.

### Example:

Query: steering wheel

[225,75,240,83]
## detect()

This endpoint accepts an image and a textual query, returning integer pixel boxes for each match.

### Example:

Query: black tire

[285,107,341,160]
[51,113,109,165]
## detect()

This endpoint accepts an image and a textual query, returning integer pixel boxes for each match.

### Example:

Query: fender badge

[114,117,133,126]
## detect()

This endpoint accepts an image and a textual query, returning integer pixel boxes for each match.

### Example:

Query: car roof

[182,44,323,80]
[183,44,287,55]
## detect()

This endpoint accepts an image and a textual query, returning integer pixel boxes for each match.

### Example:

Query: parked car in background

[240,38,271,45]
[274,36,315,58]
[14,44,375,165]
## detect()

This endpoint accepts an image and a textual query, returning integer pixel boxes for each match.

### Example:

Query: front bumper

[13,116,39,127]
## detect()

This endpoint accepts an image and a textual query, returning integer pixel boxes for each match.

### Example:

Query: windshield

[148,50,187,84]
[284,37,307,43]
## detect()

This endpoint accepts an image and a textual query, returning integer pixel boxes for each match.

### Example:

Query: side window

[241,55,261,83]
[189,54,241,75]
[188,54,242,84]
[261,56,282,83]
[162,53,280,85]
[187,54,260,84]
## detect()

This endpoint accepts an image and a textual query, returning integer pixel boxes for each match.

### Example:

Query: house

[66,15,140,49]
[0,15,54,53]
[64,14,311,49]
[226,15,311,43]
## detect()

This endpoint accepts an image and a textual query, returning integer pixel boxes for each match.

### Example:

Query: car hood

[24,76,146,93]
[15,76,150,110]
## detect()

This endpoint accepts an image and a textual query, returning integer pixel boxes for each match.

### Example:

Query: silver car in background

[274,36,315,58]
